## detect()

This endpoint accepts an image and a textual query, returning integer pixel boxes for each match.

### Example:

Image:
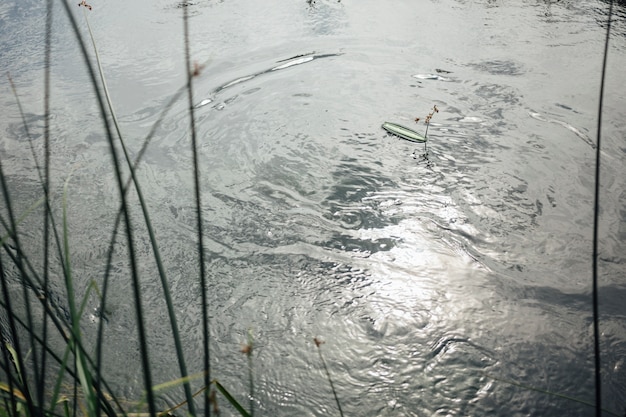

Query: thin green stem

[5,74,43,412]
[182,2,210,415]
[41,0,54,410]
[0,157,37,417]
[61,174,97,417]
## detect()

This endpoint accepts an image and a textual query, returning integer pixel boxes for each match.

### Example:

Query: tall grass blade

[0,158,37,417]
[47,334,74,417]
[6,71,57,411]
[56,1,157,414]
[592,1,614,416]
[61,174,97,417]
[9,7,84,408]
[182,2,210,415]
[41,0,54,410]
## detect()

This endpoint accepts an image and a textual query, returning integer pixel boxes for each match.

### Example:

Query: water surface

[1,0,625,415]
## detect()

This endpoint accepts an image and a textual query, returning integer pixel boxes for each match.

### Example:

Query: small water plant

[381,104,439,163]
[417,104,439,140]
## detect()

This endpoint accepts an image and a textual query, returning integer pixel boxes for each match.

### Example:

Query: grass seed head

[241,343,253,356]
[78,1,93,10]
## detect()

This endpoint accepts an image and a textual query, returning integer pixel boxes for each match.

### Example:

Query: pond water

[1,0,626,416]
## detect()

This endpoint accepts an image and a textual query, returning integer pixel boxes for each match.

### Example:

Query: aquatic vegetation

[0,1,199,416]
[0,0,619,416]
[381,121,427,143]
[382,104,438,158]
[382,104,438,165]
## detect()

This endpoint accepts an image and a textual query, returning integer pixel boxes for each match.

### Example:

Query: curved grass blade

[0,159,37,417]
[81,8,197,415]
[592,0,614,415]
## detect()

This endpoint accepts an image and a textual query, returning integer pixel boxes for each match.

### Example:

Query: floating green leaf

[381,122,427,143]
